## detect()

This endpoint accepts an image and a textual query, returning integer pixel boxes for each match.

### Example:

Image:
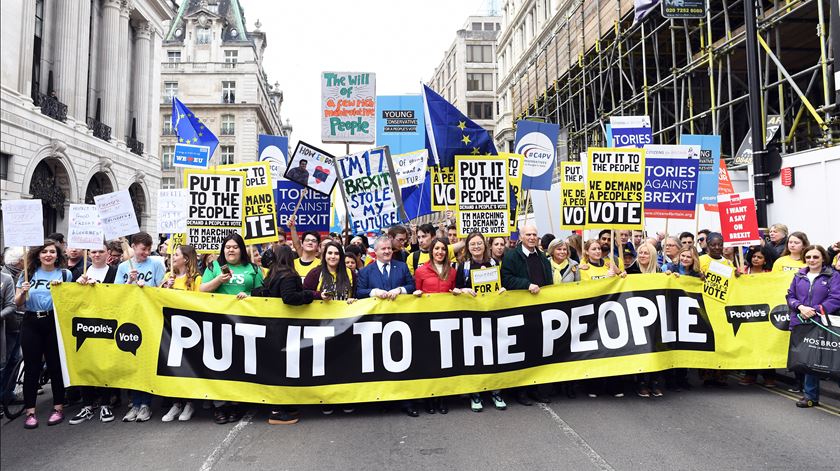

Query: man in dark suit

[357,235,415,299]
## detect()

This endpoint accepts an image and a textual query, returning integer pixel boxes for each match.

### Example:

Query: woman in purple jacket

[786,245,840,408]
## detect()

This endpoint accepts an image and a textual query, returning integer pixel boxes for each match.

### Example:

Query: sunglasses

[804,255,822,260]
[697,238,706,242]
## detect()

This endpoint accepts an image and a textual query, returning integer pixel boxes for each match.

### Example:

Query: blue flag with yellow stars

[172,97,219,157]
[422,84,496,168]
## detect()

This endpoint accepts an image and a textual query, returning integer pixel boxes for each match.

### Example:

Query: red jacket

[414,263,456,293]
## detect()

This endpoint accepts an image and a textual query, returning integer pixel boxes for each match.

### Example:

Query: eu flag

[172,97,219,156]
[422,85,496,168]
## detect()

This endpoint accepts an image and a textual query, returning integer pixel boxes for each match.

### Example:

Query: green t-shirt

[202,261,264,296]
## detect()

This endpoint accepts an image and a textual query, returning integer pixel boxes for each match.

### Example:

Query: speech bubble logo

[115,323,142,355]
[769,304,790,331]
[725,304,769,335]
[72,317,117,351]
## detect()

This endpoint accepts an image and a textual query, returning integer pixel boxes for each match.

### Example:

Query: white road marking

[538,403,615,471]
[199,412,254,471]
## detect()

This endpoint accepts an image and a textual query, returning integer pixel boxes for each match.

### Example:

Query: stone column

[115,0,133,143]
[17,0,37,102]
[73,0,92,128]
[53,0,80,121]
[132,20,152,150]
[99,0,122,132]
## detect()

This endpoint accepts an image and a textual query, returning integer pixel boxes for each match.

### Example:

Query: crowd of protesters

[1,220,838,429]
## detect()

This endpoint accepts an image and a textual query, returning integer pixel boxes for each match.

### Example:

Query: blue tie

[382,264,390,289]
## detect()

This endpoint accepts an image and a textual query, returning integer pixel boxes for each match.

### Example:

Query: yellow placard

[560,161,586,230]
[218,162,278,245]
[585,147,646,230]
[430,166,456,211]
[470,266,502,293]
[501,153,524,232]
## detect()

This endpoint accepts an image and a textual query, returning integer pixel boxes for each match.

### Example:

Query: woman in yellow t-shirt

[160,244,202,422]
[772,231,810,272]
[579,239,621,281]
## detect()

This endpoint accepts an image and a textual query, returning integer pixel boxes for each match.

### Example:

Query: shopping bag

[787,315,840,380]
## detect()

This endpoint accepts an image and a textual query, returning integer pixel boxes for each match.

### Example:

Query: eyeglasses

[697,237,706,242]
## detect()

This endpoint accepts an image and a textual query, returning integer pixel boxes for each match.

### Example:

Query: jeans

[130,390,153,406]
[21,314,65,409]
[803,374,819,400]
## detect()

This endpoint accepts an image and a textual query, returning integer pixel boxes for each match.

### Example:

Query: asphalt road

[2,378,838,471]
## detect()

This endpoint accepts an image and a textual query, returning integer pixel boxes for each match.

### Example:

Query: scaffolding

[509,0,838,162]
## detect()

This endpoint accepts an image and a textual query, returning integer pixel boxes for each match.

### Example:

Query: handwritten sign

[390,149,428,189]
[321,71,376,144]
[337,147,405,235]
[67,204,105,249]
[2,199,43,247]
[157,189,188,235]
[94,190,140,240]
[471,266,502,293]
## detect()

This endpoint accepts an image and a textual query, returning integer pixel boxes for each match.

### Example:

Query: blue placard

[644,150,700,219]
[173,144,210,169]
[610,116,652,148]
[258,135,289,185]
[515,120,560,191]
[376,95,426,153]
[274,181,330,233]
[680,134,721,204]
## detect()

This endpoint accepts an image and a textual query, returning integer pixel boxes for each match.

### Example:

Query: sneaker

[342,406,355,414]
[122,406,139,422]
[652,388,664,398]
[470,394,483,412]
[24,413,38,429]
[763,378,777,388]
[637,387,651,398]
[613,392,625,398]
[321,405,335,415]
[788,386,803,393]
[69,406,94,425]
[162,403,183,422]
[796,397,818,408]
[135,405,152,422]
[100,405,114,422]
[491,392,507,410]
[178,402,195,421]
[47,409,64,426]
[268,409,299,425]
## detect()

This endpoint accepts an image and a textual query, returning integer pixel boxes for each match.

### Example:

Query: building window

[0,152,10,180]
[163,81,178,103]
[167,51,181,63]
[466,45,493,63]
[220,114,235,135]
[467,73,493,91]
[467,101,494,120]
[160,177,176,190]
[224,50,238,68]
[161,145,174,170]
[222,81,235,103]
[162,114,174,134]
[220,145,235,165]
[31,0,44,102]
[196,27,211,45]
[484,22,495,31]
[472,22,482,31]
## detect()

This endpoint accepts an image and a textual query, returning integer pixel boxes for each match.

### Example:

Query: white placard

[1,199,43,247]
[391,149,428,189]
[321,71,376,143]
[157,189,188,234]
[67,204,105,249]
[94,190,140,240]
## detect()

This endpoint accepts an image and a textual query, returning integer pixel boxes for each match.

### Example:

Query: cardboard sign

[560,162,586,230]
[455,155,509,237]
[173,143,211,169]
[390,149,428,189]
[643,144,700,219]
[156,189,188,235]
[170,232,186,249]
[703,260,733,303]
[1,199,43,247]
[585,147,646,230]
[219,162,277,245]
[67,204,105,250]
[610,116,652,148]
[94,190,140,240]
[470,266,502,294]
[184,170,244,254]
[503,153,524,232]
[321,71,376,144]
[274,182,330,233]
[717,191,761,248]
[337,146,406,235]
[285,141,338,196]
[430,166,456,211]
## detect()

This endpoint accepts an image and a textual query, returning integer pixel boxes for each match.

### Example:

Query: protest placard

[704,159,734,212]
[585,147,646,230]
[321,71,376,144]
[67,204,105,250]
[184,170,244,254]
[170,232,186,249]
[2,199,43,247]
[94,190,140,240]
[703,260,733,304]
[172,143,211,169]
[718,192,761,248]
[455,155,509,237]
[274,183,330,233]
[503,153,524,232]
[560,162,586,230]
[337,147,406,235]
[680,134,721,205]
[156,189,188,235]
[258,134,289,187]
[643,144,700,219]
[430,166,455,211]
[219,162,277,245]
[470,266,502,294]
[610,116,652,148]
[515,120,559,191]
[285,141,338,196]
[389,149,428,189]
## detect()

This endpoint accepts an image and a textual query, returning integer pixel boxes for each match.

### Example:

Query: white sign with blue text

[173,143,211,169]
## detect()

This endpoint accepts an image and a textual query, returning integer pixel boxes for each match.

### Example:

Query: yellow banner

[502,153,524,232]
[54,272,793,405]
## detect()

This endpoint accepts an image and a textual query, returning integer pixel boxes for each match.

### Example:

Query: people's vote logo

[516,132,555,177]
[73,317,142,355]
[313,166,330,184]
